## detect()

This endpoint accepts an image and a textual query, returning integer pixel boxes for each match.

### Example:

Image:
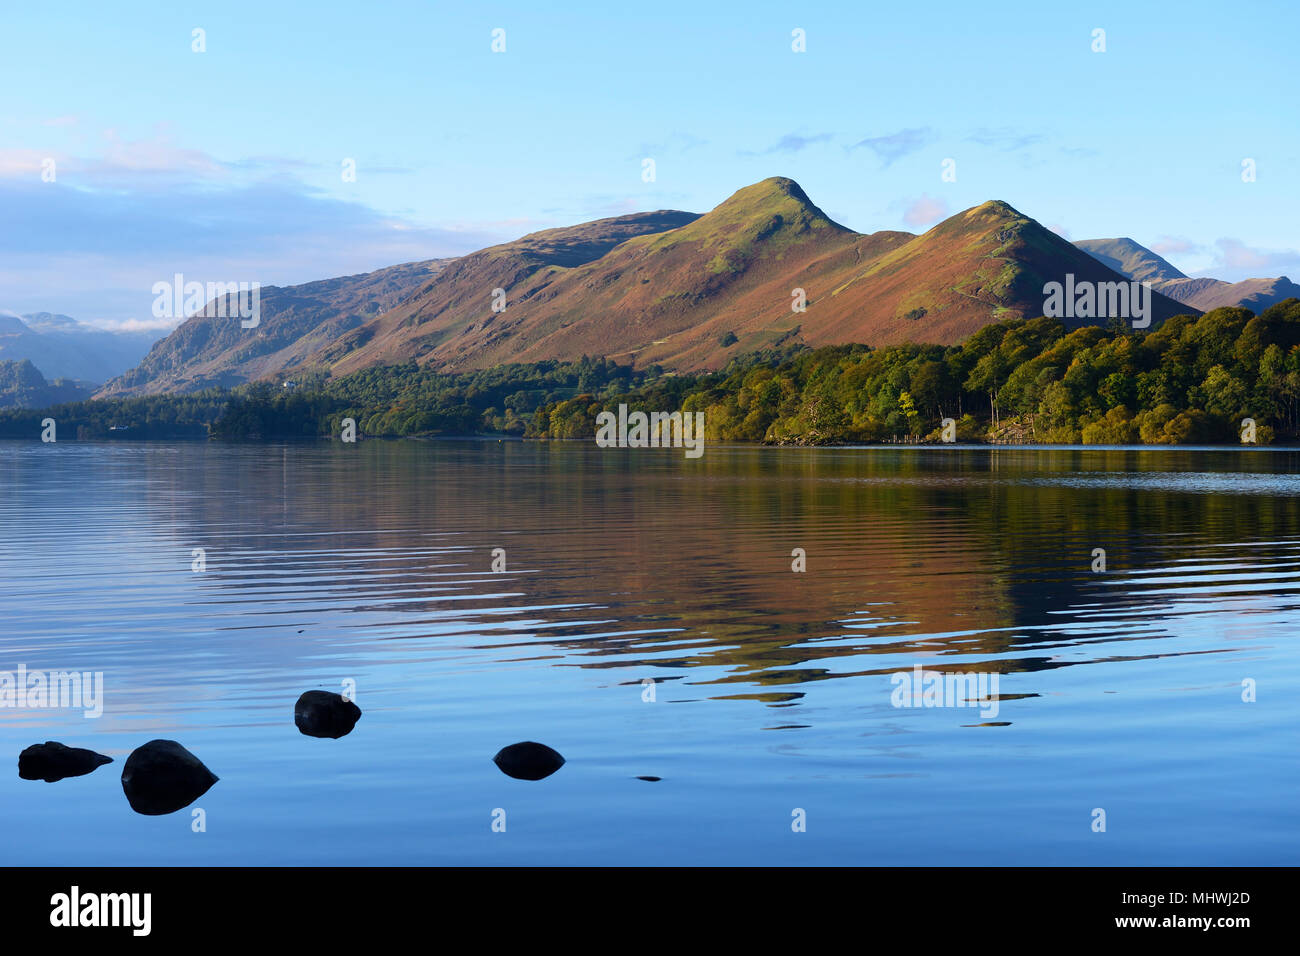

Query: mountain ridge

[1074,236,1300,314]
[99,178,1200,397]
[0,311,160,384]
[1074,238,1188,284]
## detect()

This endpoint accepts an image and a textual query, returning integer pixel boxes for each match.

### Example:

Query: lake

[1,439,1297,865]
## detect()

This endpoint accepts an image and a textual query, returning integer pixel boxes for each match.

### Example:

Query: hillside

[94,259,454,397]
[306,209,704,374]
[1075,237,1300,315]
[318,179,1190,377]
[0,312,159,384]
[103,179,1198,394]
[1155,275,1300,313]
[1073,238,1187,283]
[805,200,1189,349]
[0,357,94,408]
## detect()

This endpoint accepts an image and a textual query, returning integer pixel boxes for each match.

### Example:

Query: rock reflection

[493,741,565,780]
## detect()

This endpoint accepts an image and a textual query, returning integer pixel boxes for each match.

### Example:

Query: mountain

[1075,237,1300,314]
[0,312,160,384]
[22,312,86,334]
[95,259,455,397]
[307,209,706,374]
[317,182,855,375]
[100,213,700,396]
[1073,238,1187,283]
[317,180,1190,376]
[102,178,1198,395]
[0,358,94,408]
[800,199,1190,348]
[1151,275,1300,313]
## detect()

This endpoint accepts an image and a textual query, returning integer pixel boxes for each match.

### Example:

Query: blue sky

[1,0,1296,331]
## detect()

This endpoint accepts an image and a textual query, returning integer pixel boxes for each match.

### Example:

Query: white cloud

[1151,236,1201,257]
[1209,238,1297,275]
[902,194,949,228]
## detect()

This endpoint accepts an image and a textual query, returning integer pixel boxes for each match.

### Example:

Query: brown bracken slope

[103,178,1197,394]
[316,177,1192,376]
[95,259,452,397]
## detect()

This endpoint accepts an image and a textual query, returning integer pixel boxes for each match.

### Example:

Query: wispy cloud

[85,316,184,334]
[966,127,1044,151]
[0,131,500,323]
[901,194,949,228]
[744,132,833,156]
[849,127,937,167]
[634,132,708,159]
[0,130,415,187]
[0,148,58,177]
[90,128,225,179]
[1207,238,1300,279]
[1151,237,1202,257]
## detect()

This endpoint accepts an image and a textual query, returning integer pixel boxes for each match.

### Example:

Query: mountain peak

[691,176,847,237]
[1074,237,1188,283]
[710,176,820,215]
[736,176,811,202]
[963,199,1026,220]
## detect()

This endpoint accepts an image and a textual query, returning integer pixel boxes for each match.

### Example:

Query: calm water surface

[1,440,1297,865]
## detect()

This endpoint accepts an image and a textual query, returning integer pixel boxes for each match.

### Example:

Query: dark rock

[18,741,113,782]
[492,741,565,781]
[294,690,362,739]
[120,739,218,815]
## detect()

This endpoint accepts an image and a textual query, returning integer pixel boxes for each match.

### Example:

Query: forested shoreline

[3,300,1299,446]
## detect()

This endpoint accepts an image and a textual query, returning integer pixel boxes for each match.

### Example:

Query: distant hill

[1073,238,1187,283]
[98,214,700,396]
[1075,237,1300,314]
[1154,275,1300,313]
[0,312,160,384]
[0,357,94,408]
[100,178,1197,395]
[95,259,455,397]
[22,312,85,334]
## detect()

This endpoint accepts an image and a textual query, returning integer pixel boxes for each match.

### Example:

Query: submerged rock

[18,741,113,782]
[120,739,218,815]
[492,741,565,781]
[294,690,362,739]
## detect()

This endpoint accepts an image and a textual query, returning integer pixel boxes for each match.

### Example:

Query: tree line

[2,300,1298,445]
